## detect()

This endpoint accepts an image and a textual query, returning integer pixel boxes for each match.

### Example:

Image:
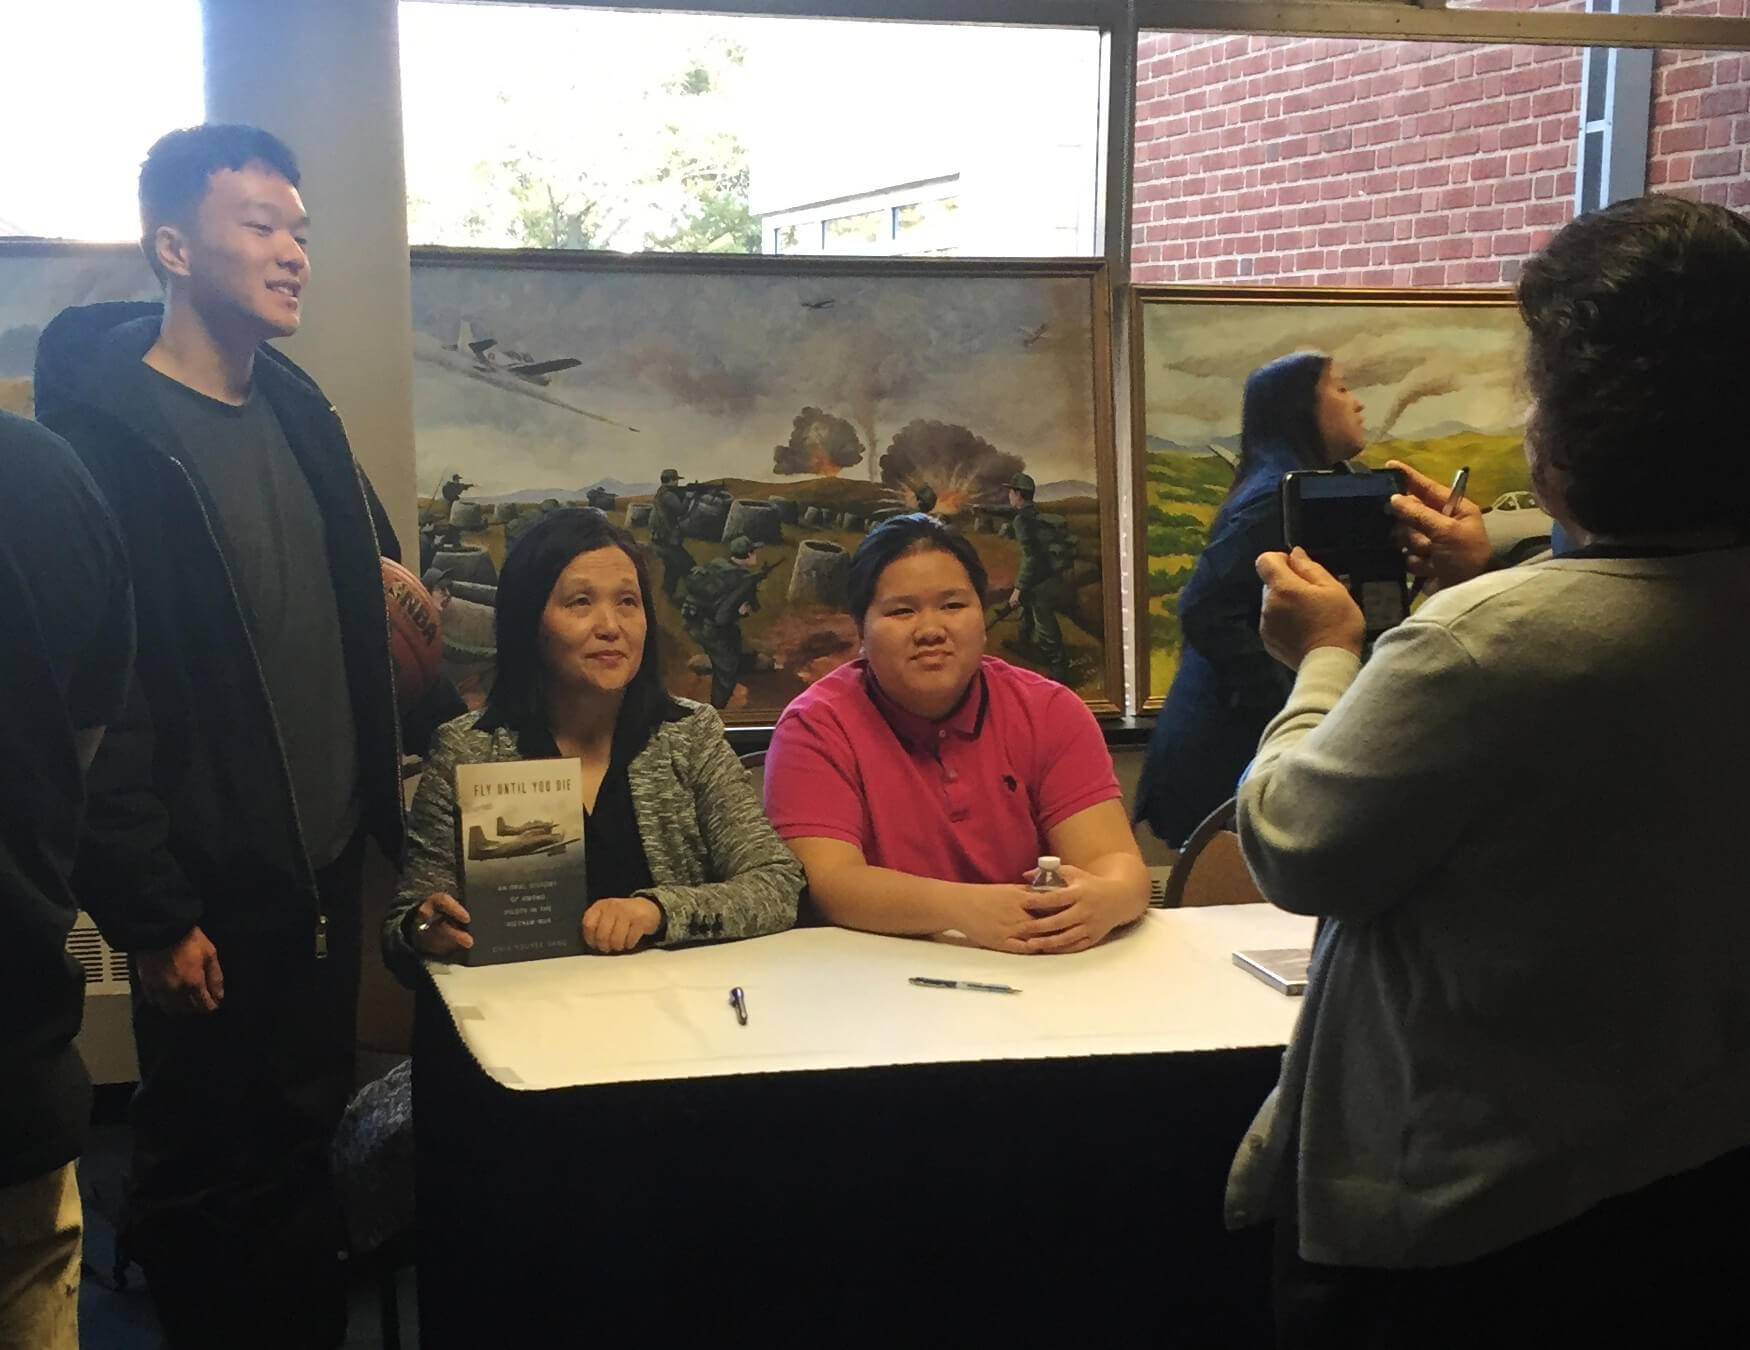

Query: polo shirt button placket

[942,739,971,822]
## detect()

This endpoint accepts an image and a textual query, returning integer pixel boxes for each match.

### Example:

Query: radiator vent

[65,914,129,994]
[1148,865,1173,907]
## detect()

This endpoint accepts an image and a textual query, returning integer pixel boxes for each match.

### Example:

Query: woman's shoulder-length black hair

[846,512,990,626]
[481,507,685,736]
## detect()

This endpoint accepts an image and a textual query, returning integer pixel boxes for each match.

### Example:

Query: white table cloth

[428,902,1313,1089]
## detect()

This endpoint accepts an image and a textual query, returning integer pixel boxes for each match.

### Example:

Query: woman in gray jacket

[1231,196,1750,1344]
[384,508,801,984]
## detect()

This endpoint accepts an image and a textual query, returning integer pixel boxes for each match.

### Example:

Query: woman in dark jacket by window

[1134,351,1367,847]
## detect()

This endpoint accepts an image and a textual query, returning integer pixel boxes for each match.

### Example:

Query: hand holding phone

[1387,460,1490,593]
[1256,547,1366,669]
[1281,467,1409,637]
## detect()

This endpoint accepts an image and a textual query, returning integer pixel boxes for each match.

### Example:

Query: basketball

[382,557,444,703]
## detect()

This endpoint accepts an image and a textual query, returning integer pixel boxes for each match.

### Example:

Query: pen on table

[1407,465,1470,601]
[908,976,1022,995]
[729,986,748,1026]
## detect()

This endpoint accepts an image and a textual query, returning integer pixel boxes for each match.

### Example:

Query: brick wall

[1133,1,1750,286]
[1651,0,1750,207]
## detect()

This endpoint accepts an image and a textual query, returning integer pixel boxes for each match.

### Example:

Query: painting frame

[410,245,1125,723]
[1129,283,1527,710]
[0,238,1124,723]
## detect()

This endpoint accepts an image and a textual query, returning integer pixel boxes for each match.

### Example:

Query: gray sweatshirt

[1227,548,1750,1267]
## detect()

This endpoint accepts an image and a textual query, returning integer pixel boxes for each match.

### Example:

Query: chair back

[739,749,767,796]
[1156,798,1264,908]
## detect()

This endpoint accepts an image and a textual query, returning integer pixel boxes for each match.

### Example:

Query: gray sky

[1143,299,1528,447]
[412,264,1100,494]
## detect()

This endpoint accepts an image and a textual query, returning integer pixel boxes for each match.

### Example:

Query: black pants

[1274,1144,1750,1349]
[125,838,365,1350]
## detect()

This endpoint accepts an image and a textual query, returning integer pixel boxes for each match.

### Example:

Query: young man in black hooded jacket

[33,123,404,1348]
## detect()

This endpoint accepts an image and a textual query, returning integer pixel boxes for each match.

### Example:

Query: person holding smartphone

[1229,195,1750,1345]
[1134,351,1367,848]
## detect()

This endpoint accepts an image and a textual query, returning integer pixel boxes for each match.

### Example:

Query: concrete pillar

[202,0,418,554]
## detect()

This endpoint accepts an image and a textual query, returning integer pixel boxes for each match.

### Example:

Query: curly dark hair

[1517,195,1750,537]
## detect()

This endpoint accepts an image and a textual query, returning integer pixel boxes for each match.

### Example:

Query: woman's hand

[411,893,473,959]
[1385,458,1490,592]
[1256,547,1366,669]
[1018,864,1138,954]
[582,897,663,954]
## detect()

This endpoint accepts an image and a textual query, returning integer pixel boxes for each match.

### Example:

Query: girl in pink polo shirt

[765,514,1148,954]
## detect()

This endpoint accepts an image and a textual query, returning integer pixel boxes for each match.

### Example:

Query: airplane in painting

[452,320,578,386]
[412,320,640,432]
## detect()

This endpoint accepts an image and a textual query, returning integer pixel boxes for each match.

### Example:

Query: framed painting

[0,240,156,416]
[1130,285,1535,707]
[410,249,1122,723]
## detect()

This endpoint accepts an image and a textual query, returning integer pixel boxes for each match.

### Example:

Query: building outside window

[400,3,1102,258]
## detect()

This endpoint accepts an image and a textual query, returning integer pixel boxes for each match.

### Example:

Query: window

[823,209,886,253]
[1575,0,1656,212]
[0,1,204,240]
[399,2,1103,256]
[772,221,821,255]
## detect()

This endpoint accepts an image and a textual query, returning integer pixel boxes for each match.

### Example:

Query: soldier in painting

[1005,472,1069,685]
[679,535,776,709]
[648,468,697,600]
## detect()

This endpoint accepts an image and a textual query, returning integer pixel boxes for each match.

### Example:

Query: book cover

[454,758,587,966]
[1232,947,1312,996]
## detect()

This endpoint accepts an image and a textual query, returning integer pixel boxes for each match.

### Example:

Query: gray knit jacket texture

[383,701,802,985]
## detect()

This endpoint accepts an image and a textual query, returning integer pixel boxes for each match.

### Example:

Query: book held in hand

[454,758,587,966]
[1232,947,1312,996]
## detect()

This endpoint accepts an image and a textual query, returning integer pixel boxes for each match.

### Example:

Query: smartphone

[1280,467,1409,636]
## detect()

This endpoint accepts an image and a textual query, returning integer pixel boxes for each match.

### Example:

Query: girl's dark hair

[846,513,990,628]
[483,508,680,732]
[1518,194,1750,537]
[1221,351,1331,512]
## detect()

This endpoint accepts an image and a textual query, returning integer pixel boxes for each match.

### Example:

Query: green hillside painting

[1135,287,1534,702]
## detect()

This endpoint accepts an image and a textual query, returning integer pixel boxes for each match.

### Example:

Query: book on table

[454,758,587,966]
[1231,947,1312,996]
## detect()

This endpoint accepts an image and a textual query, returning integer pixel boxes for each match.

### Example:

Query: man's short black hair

[846,513,989,629]
[138,124,301,282]
[1518,194,1750,537]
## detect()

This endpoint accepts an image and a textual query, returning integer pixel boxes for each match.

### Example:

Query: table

[414,905,1313,1345]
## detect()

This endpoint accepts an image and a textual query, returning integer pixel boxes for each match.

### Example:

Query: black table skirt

[414,981,1282,1346]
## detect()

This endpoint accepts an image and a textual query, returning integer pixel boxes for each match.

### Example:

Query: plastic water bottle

[1027,855,1069,917]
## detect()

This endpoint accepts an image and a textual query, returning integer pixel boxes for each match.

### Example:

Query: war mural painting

[1132,286,1537,705]
[0,242,156,417]
[411,250,1121,721]
[0,242,1121,723]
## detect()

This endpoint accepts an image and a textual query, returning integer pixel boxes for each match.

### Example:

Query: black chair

[1156,798,1263,909]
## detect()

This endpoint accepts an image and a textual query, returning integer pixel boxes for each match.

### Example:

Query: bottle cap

[1037,856,1061,870]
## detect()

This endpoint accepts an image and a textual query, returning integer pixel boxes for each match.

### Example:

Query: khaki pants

[0,1162,81,1350]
